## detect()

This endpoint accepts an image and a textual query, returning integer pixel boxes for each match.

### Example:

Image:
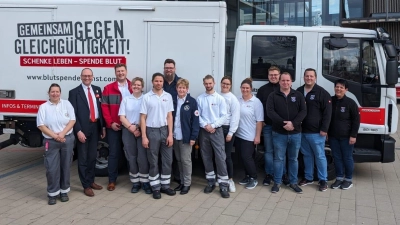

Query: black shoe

[289,184,303,194]
[271,184,280,193]
[319,180,328,192]
[60,193,69,202]
[174,184,184,191]
[263,174,273,186]
[239,176,250,185]
[282,175,290,186]
[142,182,152,194]
[220,188,230,198]
[48,196,57,205]
[204,185,216,194]
[298,179,314,187]
[331,179,343,189]
[153,190,161,199]
[341,180,353,190]
[131,184,141,193]
[160,188,176,196]
[180,186,190,195]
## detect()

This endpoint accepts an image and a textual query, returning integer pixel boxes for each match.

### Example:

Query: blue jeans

[329,137,354,181]
[107,128,122,183]
[272,132,301,184]
[263,125,287,176]
[300,133,327,181]
[263,125,274,175]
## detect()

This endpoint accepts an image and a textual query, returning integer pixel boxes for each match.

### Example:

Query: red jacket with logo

[101,80,132,128]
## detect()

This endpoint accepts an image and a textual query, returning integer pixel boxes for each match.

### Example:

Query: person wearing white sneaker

[220,77,240,193]
[235,78,264,190]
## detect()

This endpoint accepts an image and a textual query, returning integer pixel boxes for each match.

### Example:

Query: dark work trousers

[235,137,257,179]
[77,121,99,189]
[199,128,229,188]
[172,150,181,182]
[43,134,75,197]
[107,128,122,183]
[222,125,235,179]
[146,126,173,191]
[122,128,149,184]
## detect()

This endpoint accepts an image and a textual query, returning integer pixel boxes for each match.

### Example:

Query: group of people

[36,60,360,205]
[257,66,360,194]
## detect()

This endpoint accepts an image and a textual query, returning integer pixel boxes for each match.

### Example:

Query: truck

[0,0,398,179]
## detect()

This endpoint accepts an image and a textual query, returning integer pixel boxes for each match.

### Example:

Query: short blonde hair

[176,78,189,88]
[131,77,144,87]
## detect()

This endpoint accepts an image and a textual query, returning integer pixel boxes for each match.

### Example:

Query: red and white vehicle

[0,0,398,177]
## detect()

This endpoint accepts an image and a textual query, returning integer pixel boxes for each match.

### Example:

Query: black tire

[94,141,127,177]
[299,147,336,181]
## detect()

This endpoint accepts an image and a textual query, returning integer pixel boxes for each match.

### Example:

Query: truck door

[146,22,217,98]
[243,31,303,94]
[318,33,388,135]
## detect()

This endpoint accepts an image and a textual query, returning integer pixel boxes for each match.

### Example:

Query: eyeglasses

[164,67,175,70]
[81,75,93,78]
[221,83,231,86]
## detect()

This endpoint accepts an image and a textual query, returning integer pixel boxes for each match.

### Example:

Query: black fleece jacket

[328,95,360,138]
[266,88,307,134]
[296,84,332,133]
[256,82,279,125]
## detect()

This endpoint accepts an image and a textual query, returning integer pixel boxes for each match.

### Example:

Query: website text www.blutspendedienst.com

[26,74,116,82]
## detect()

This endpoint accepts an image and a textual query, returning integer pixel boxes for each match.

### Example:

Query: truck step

[353,148,382,163]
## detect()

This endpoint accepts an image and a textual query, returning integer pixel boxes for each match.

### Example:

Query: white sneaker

[215,181,219,187]
[229,179,236,193]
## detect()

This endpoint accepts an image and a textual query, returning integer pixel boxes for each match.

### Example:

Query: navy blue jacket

[172,94,200,144]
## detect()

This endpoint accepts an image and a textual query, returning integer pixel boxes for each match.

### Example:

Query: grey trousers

[122,128,149,184]
[199,128,229,188]
[146,126,173,191]
[43,134,75,196]
[173,139,192,186]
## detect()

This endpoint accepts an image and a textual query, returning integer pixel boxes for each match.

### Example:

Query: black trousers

[77,122,99,189]
[236,137,257,179]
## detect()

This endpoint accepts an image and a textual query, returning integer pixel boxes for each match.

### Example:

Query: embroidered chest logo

[310,95,315,100]
[184,105,190,111]
[194,110,199,116]
[291,97,296,102]
[340,107,346,112]
[162,99,168,102]
[211,103,218,106]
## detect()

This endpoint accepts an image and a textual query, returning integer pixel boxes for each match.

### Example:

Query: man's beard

[165,73,174,82]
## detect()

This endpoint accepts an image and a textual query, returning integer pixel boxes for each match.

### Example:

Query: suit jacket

[68,84,105,135]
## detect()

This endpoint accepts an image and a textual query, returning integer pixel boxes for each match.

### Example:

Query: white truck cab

[232,25,399,163]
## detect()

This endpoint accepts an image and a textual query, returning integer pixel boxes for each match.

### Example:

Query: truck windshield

[322,38,381,107]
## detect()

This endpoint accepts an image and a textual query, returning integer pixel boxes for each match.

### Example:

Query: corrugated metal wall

[367,0,400,13]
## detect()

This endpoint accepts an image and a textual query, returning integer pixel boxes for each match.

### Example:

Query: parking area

[1,113,400,225]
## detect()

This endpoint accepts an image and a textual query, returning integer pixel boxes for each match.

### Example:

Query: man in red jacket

[102,63,132,191]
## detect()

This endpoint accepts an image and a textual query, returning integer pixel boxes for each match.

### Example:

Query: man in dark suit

[68,68,106,197]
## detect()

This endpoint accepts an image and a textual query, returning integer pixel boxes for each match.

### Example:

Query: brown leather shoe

[107,182,116,191]
[91,183,103,190]
[84,188,94,197]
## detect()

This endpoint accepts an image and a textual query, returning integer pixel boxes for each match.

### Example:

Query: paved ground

[1,116,400,225]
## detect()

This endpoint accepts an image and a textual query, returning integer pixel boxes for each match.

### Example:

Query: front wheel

[95,141,109,177]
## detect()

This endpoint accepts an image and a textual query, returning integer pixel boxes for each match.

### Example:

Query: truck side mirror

[386,59,398,85]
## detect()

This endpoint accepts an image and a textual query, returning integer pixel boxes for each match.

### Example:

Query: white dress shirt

[37,99,76,139]
[196,91,227,129]
[81,83,99,119]
[118,80,131,99]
